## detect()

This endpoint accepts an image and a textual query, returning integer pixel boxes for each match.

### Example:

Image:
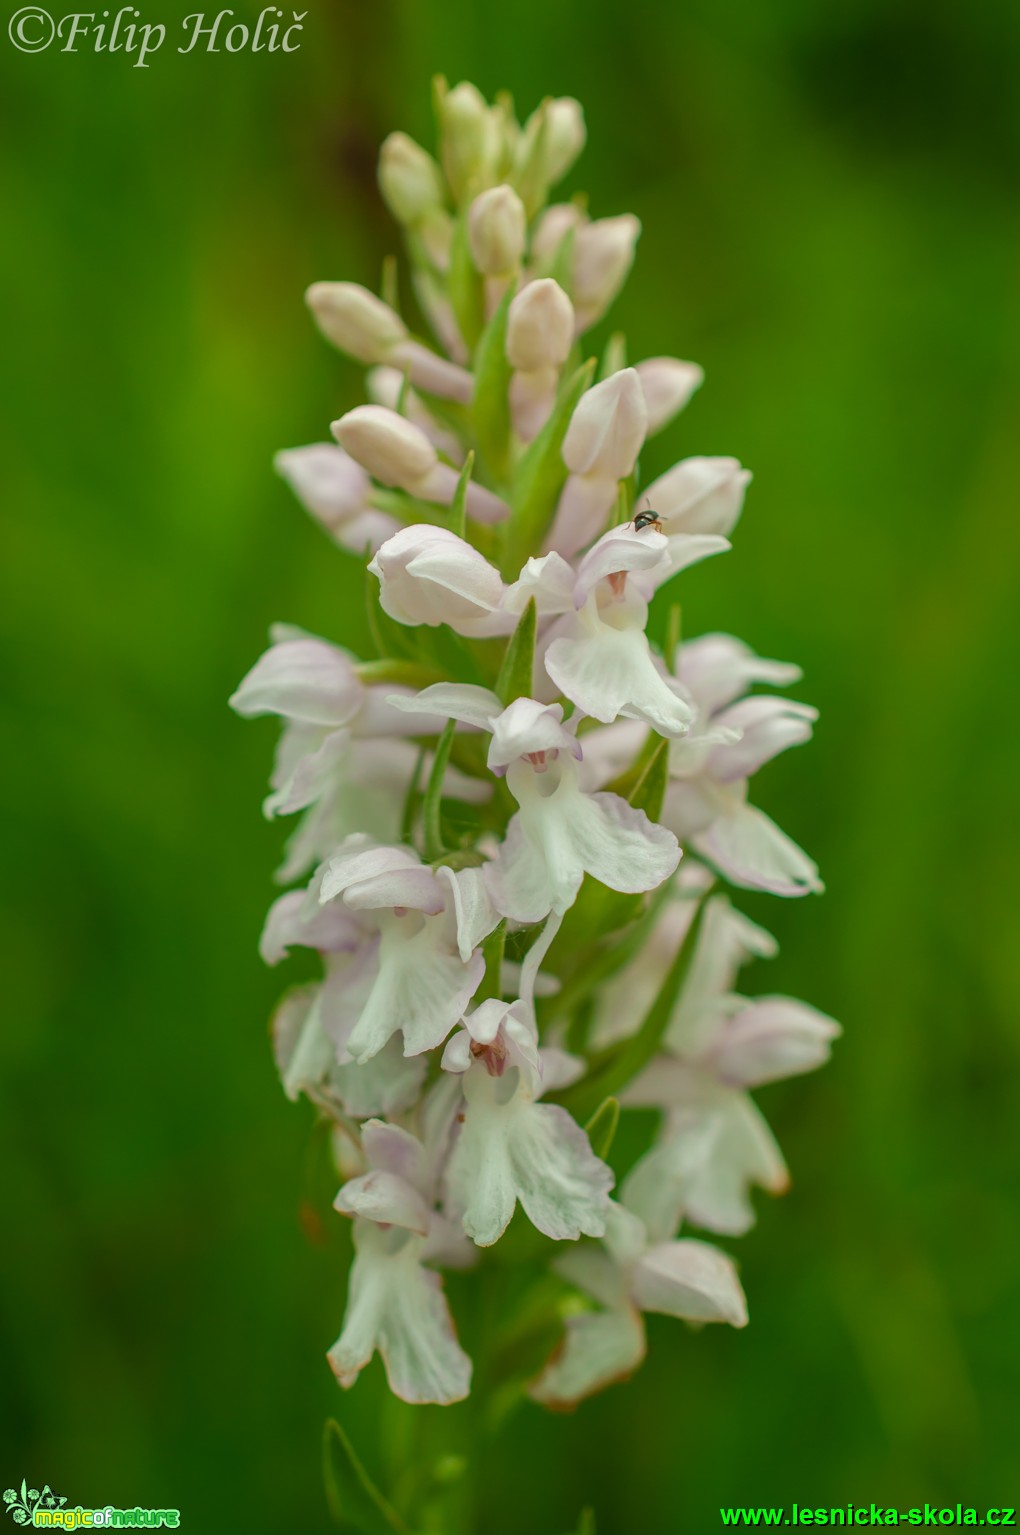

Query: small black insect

[632,507,663,533]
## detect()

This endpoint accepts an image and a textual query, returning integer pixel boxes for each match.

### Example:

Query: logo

[3,1484,180,1529]
[3,1485,66,1526]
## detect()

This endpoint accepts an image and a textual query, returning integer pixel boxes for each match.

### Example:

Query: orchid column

[232,77,838,1530]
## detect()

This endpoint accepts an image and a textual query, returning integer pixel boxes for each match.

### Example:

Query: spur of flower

[232,77,839,1419]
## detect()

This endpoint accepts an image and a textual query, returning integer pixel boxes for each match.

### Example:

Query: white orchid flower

[531,1190,747,1407]
[663,634,823,896]
[541,522,729,737]
[387,684,681,923]
[329,1120,473,1405]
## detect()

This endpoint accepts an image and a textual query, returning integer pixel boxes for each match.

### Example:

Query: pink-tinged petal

[530,1306,646,1407]
[544,596,694,737]
[487,697,580,771]
[328,1223,471,1404]
[504,551,577,617]
[708,997,840,1088]
[275,443,371,534]
[572,524,670,602]
[260,888,365,965]
[572,214,641,332]
[230,637,363,727]
[435,864,501,962]
[264,727,351,819]
[632,1239,748,1326]
[370,525,512,638]
[386,682,502,730]
[562,369,648,479]
[694,797,823,898]
[334,1170,431,1235]
[642,456,751,536]
[634,357,704,435]
[440,1030,474,1075]
[642,533,731,598]
[677,633,803,716]
[413,459,510,523]
[320,844,446,915]
[708,697,817,782]
[361,1119,431,1190]
[389,338,474,404]
[346,914,485,1063]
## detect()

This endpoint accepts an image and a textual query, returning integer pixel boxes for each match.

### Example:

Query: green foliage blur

[2,0,1019,1529]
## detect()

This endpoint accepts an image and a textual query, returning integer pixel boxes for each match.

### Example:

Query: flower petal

[693,796,823,898]
[346,913,484,1063]
[544,596,694,736]
[530,1306,646,1407]
[230,637,362,727]
[328,1223,471,1405]
[677,633,802,716]
[707,997,840,1088]
[632,1239,748,1326]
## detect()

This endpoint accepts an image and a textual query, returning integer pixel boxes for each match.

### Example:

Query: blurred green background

[3,0,1019,1528]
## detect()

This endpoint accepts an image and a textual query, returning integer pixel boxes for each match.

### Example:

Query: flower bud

[531,202,587,265]
[439,81,501,202]
[506,279,574,372]
[642,456,751,536]
[634,357,704,435]
[540,97,586,185]
[378,132,445,225]
[334,406,509,524]
[573,214,641,331]
[332,405,435,489]
[306,282,407,363]
[562,368,647,479]
[468,185,527,276]
[275,443,399,556]
[513,98,586,213]
[307,280,473,403]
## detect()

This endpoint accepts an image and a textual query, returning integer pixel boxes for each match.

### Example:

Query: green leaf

[585,1097,620,1161]
[553,885,712,1121]
[470,288,513,482]
[598,331,627,381]
[400,746,426,845]
[381,254,400,315]
[478,921,506,1003]
[503,357,596,575]
[548,221,577,295]
[495,596,536,705]
[355,659,444,688]
[447,213,484,354]
[451,450,475,541]
[323,1418,410,1534]
[423,718,456,862]
[627,735,669,824]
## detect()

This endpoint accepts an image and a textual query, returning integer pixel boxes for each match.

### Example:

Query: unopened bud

[307,281,473,404]
[378,132,445,225]
[562,368,647,479]
[468,185,527,276]
[506,280,574,371]
[573,214,641,331]
[531,202,587,266]
[333,406,509,524]
[540,98,586,185]
[634,357,704,435]
[439,81,501,202]
[306,282,406,363]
